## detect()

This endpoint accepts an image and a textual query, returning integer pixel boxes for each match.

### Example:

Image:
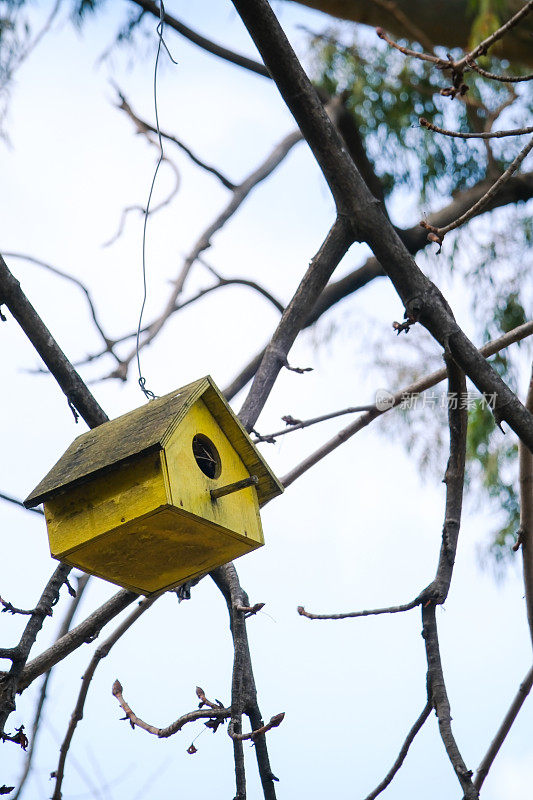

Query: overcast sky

[1,2,532,799]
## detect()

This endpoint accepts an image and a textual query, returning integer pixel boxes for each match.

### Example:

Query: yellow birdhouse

[24,377,283,595]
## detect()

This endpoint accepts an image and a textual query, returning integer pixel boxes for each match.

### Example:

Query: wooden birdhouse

[24,377,283,595]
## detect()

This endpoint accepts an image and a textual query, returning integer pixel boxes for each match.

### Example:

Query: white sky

[1,2,532,799]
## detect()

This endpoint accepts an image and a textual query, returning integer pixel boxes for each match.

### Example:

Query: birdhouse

[24,377,283,595]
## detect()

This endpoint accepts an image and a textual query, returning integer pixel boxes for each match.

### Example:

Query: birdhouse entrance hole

[192,434,221,479]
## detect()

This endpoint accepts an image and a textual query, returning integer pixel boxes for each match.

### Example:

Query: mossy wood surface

[25,376,283,508]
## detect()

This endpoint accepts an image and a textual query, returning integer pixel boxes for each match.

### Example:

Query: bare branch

[376,28,445,66]
[17,589,138,692]
[0,564,71,733]
[281,321,533,488]
[111,680,230,738]
[115,90,236,190]
[228,712,285,741]
[0,598,40,617]
[466,60,533,83]
[230,0,533,449]
[51,596,157,800]
[421,135,533,247]
[420,118,533,139]
[13,574,90,800]
[128,0,270,78]
[1,252,113,353]
[363,701,433,800]
[474,664,533,791]
[456,0,533,70]
[103,152,180,247]
[0,255,108,428]
[419,357,468,605]
[297,600,419,620]
[520,366,533,644]
[253,404,378,443]
[211,563,279,798]
[422,604,477,798]
[110,129,302,382]
[421,360,474,796]
[238,216,353,431]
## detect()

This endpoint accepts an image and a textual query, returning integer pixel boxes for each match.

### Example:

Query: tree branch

[51,596,157,800]
[238,215,353,430]
[227,0,533,449]
[281,321,533,488]
[297,600,419,620]
[211,563,279,799]
[0,564,71,734]
[421,135,533,247]
[474,664,533,791]
[0,255,108,428]
[520,365,533,645]
[422,604,477,798]
[252,404,376,442]
[17,589,138,693]
[110,679,229,740]
[109,129,302,381]
[115,89,236,190]
[128,0,270,78]
[362,700,433,800]
[420,359,474,796]
[13,574,90,800]
[420,118,533,139]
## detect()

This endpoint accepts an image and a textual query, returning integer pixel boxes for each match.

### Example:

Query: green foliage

[307,29,516,200]
[306,20,531,574]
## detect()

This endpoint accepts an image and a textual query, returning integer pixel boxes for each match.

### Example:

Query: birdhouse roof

[25,377,283,509]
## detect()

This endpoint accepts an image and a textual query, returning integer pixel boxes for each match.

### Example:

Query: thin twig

[297,600,419,621]
[17,589,138,692]
[363,701,433,800]
[211,563,279,799]
[0,252,113,356]
[252,404,376,443]
[14,574,90,800]
[107,129,302,382]
[418,356,468,605]
[128,0,270,78]
[115,89,236,190]
[466,60,533,83]
[228,712,284,742]
[281,321,533,489]
[111,680,230,738]
[52,596,157,800]
[420,118,533,139]
[0,564,71,733]
[0,598,39,617]
[455,0,533,70]
[421,135,533,246]
[376,28,444,66]
[474,664,533,790]
[0,255,108,428]
[103,152,181,247]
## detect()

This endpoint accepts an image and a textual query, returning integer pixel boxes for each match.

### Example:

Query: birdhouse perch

[24,377,283,595]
